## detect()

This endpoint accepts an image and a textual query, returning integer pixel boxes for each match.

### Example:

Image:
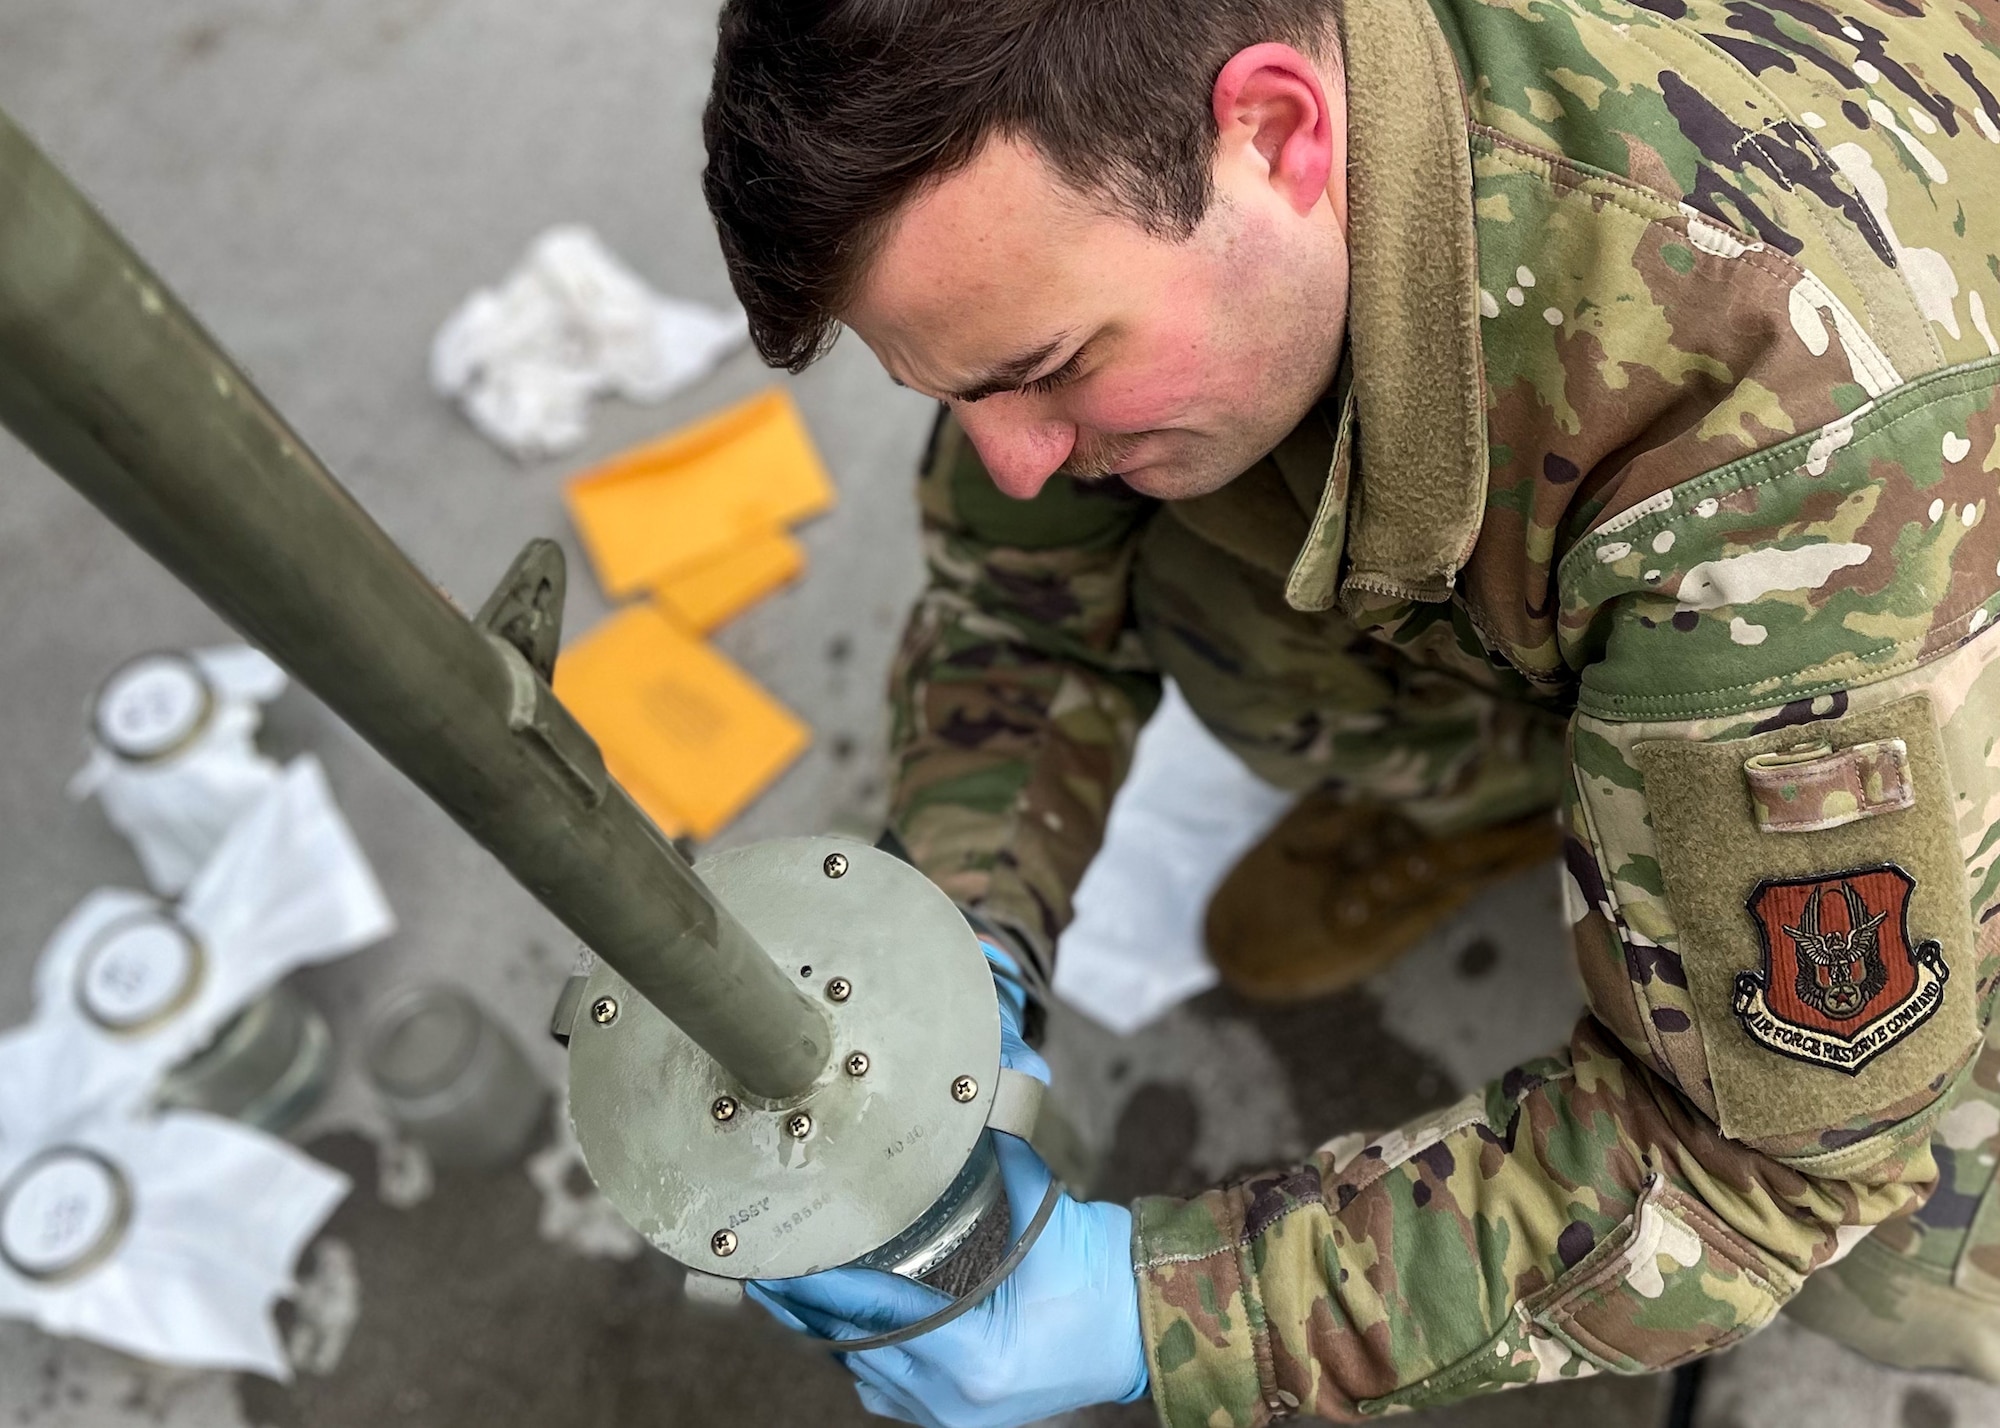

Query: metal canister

[364,986,546,1169]
[90,651,217,765]
[0,1147,133,1284]
[156,982,335,1136]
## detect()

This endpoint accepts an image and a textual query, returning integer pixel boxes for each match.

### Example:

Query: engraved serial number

[773,1193,832,1237]
[883,1124,926,1160]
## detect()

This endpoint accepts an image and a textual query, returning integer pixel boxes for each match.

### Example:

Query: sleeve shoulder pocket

[1635,692,1979,1145]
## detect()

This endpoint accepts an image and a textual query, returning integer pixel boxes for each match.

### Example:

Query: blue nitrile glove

[979,939,1049,1086]
[750,1132,1148,1428]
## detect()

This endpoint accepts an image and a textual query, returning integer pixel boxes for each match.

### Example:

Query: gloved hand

[980,939,1049,1086]
[750,1132,1148,1428]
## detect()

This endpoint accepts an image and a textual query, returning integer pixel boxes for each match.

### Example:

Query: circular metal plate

[74,911,206,1034]
[93,651,214,762]
[0,1147,133,1283]
[567,837,998,1279]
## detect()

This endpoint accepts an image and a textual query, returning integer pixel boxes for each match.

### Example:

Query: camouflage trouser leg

[1131,513,1567,836]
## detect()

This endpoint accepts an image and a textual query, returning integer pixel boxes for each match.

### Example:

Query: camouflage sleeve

[885,411,1161,978]
[1132,360,2000,1422]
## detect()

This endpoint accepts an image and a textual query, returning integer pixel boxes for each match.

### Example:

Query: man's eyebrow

[940,335,1073,404]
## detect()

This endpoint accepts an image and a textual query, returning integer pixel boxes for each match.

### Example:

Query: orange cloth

[554,605,810,840]
[564,389,834,598]
[655,529,806,634]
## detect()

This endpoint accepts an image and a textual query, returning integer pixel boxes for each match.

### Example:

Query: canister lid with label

[75,911,206,1034]
[92,652,215,762]
[0,1148,133,1283]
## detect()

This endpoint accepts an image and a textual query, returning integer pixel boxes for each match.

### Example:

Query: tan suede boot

[1204,792,1564,1001]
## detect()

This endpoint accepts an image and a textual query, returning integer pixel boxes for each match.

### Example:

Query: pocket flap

[1525,1177,1794,1372]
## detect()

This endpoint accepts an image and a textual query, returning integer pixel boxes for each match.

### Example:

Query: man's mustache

[1055,430,1146,481]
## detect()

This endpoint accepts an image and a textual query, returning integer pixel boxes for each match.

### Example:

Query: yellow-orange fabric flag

[655,529,806,634]
[554,605,810,839]
[565,388,833,598]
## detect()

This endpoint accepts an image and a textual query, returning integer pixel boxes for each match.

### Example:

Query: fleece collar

[1289,0,1487,608]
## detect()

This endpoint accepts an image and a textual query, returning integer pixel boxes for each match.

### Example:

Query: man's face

[844,136,1349,502]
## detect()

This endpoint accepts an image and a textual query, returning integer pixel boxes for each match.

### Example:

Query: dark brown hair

[703,0,1339,371]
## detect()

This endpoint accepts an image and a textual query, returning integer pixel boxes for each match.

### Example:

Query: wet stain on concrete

[1902,1387,1958,1428]
[176,24,224,61]
[1095,1082,1207,1204]
[1197,985,1455,1151]
[1456,938,1501,980]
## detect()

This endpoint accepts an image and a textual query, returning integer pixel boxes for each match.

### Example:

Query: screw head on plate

[825,977,852,1003]
[951,1075,978,1103]
[590,997,619,1026]
[711,1229,738,1257]
[844,1052,870,1077]
[785,1113,814,1140]
[823,852,849,879]
[710,1096,738,1123]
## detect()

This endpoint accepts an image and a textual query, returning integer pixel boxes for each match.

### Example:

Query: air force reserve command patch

[1735,865,1947,1077]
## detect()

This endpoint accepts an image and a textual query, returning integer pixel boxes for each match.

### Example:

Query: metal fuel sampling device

[0,107,1052,1342]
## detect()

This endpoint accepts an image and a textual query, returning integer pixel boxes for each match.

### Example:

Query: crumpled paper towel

[69,646,288,898]
[430,224,748,458]
[1052,681,1293,1036]
[0,755,394,1134]
[0,1108,347,1379]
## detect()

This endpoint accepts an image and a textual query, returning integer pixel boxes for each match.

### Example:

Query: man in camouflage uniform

[705,0,2000,1419]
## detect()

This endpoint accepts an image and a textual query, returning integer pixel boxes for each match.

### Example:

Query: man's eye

[1020,351,1086,397]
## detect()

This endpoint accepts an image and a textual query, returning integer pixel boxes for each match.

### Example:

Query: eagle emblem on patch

[1735,864,1947,1076]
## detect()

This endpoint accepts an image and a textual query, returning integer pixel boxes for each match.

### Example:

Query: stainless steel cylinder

[156,982,335,1135]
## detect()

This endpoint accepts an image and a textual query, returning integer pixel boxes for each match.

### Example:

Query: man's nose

[952,400,1075,500]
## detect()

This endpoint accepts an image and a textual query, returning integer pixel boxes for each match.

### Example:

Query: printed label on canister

[0,1149,131,1282]
[94,653,212,761]
[77,914,204,1032]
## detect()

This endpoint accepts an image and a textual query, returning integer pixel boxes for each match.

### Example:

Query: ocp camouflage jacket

[883,0,2000,1417]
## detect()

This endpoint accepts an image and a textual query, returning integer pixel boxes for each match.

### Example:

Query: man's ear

[1211,42,1342,219]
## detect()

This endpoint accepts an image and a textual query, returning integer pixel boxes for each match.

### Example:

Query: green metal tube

[0,108,831,1102]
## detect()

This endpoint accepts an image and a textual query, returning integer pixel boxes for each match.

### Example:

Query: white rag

[430,224,749,458]
[0,1110,348,1380]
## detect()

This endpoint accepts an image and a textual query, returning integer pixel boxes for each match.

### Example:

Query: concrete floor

[2,3,1999,1426]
